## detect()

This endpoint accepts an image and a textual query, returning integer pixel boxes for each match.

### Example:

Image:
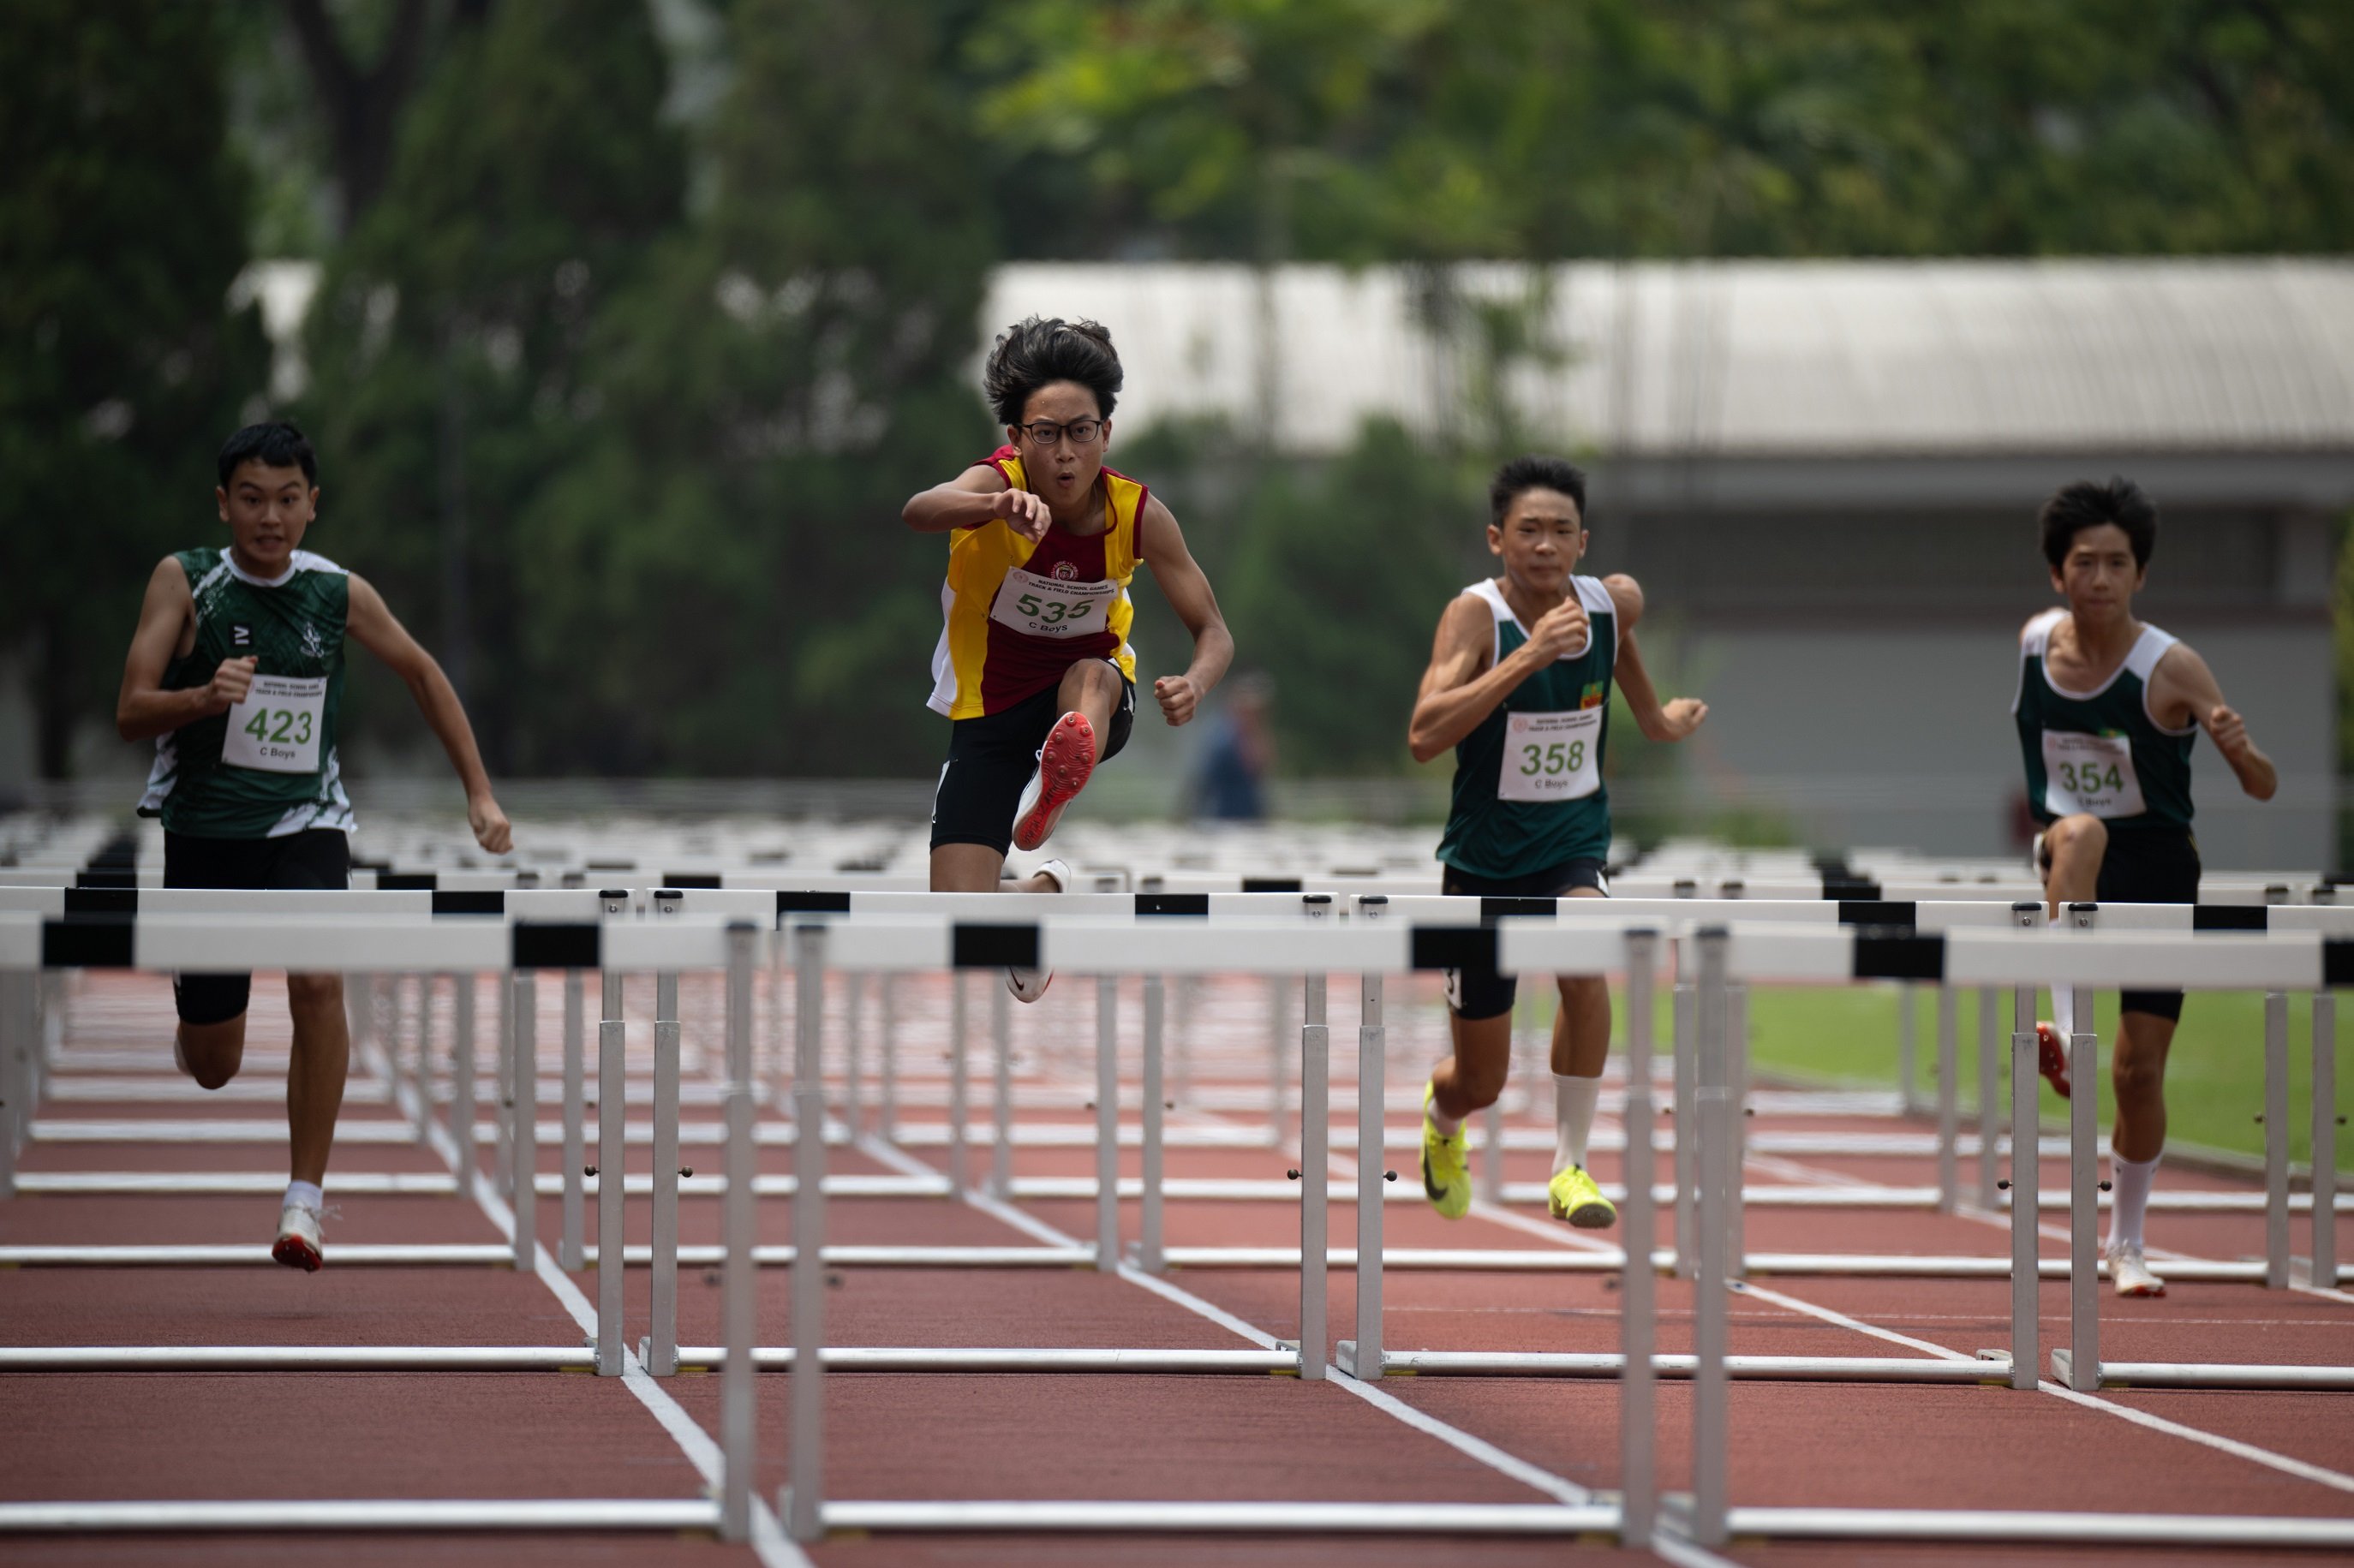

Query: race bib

[990,567,1118,640]
[1500,708,1603,803]
[224,676,326,774]
[2042,729,2143,819]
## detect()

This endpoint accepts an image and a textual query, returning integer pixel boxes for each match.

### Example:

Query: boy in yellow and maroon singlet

[902,318,1234,999]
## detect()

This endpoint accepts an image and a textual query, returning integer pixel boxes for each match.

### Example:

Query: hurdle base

[1724,1506,2354,1549]
[813,1500,1621,1535]
[2052,1348,2354,1391]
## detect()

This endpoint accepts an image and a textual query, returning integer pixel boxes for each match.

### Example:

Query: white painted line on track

[400,1041,813,1568]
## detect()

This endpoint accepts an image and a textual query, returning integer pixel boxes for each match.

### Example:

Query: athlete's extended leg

[1055,658,1121,739]
[2034,814,2107,1095]
[1422,1003,1510,1220]
[2103,1006,2174,1296]
[1546,884,1616,1226]
[1012,661,1122,854]
[175,1016,247,1091]
[929,844,1065,894]
[285,973,350,1189]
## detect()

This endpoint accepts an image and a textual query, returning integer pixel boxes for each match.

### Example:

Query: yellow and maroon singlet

[926,446,1145,718]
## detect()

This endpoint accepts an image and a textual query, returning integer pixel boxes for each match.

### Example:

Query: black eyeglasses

[1016,417,1103,448]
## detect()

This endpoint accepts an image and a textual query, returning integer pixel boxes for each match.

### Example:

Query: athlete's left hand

[1154,676,1200,726]
[1654,697,1708,741]
[2208,704,2252,762]
[469,794,514,856]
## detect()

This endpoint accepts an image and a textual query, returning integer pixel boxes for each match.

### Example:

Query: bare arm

[344,574,513,852]
[1137,496,1233,725]
[2154,644,2277,802]
[116,557,255,742]
[1604,574,1706,742]
[900,463,1052,545]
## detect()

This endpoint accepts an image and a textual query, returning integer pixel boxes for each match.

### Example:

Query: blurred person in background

[1192,671,1275,821]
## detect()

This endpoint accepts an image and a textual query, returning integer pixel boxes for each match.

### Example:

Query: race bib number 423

[1500,707,1603,803]
[224,675,326,774]
[989,568,1118,639]
[2041,729,2144,820]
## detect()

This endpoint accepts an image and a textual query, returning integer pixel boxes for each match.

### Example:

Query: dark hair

[983,317,1122,426]
[2039,477,2154,569]
[1489,455,1586,528]
[217,422,317,487]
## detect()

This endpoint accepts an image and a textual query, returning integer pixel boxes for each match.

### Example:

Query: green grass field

[1477,985,2347,1172]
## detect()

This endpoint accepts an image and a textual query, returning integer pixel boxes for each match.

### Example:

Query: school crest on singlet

[137,546,355,839]
[927,447,1144,718]
[1437,576,1617,878]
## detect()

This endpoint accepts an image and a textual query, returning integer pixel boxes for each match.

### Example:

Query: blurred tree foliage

[14,0,2352,785]
[975,0,2354,261]
[0,3,268,779]
[299,0,684,772]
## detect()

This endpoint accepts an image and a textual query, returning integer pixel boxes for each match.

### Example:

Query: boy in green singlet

[1407,457,1707,1228]
[116,423,511,1271]
[2016,477,2277,1297]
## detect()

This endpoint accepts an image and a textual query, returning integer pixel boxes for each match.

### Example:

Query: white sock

[2046,917,2076,1039]
[2107,1153,2158,1251]
[284,1180,324,1214]
[1430,1099,1464,1137]
[1552,1072,1602,1173]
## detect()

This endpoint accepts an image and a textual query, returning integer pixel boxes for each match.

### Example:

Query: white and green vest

[137,546,355,839]
[2011,608,2195,836]
[1437,575,1616,878]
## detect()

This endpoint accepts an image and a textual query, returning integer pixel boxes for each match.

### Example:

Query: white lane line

[852,1126,1603,1510]
[399,1040,813,1568]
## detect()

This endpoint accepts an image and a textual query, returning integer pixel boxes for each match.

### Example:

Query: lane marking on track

[851,1124,1604,1511]
[394,1038,813,1568]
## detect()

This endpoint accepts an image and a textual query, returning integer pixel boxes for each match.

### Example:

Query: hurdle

[1676,918,2354,1549]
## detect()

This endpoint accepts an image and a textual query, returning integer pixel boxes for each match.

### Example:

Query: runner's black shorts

[164,829,351,1024]
[2039,824,2201,1022]
[930,666,1135,856]
[1439,857,1610,1022]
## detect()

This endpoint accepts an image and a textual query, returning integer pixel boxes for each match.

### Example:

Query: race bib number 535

[990,567,1118,639]
[2041,729,2144,819]
[1500,708,1603,803]
[224,675,326,774]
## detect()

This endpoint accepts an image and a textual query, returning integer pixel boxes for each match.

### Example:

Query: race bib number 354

[2041,729,2144,820]
[1500,708,1603,803]
[224,675,326,774]
[990,567,1119,640]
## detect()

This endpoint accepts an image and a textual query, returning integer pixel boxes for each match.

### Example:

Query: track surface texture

[3,965,2349,1567]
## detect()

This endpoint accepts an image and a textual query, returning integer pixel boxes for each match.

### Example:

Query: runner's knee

[2048,814,2106,863]
[285,973,343,1009]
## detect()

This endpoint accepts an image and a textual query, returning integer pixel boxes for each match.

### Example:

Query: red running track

[2,968,2350,1566]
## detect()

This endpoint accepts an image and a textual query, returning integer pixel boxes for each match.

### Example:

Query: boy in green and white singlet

[2015,477,2278,1298]
[1407,457,1707,1228]
[116,423,511,1271]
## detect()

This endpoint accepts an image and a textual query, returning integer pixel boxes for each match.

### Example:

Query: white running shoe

[272,1202,325,1273]
[2106,1240,2166,1298]
[1007,857,1071,1004]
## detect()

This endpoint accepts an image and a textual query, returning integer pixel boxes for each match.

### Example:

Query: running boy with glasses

[902,317,1233,999]
[2016,477,2278,1297]
[1408,457,1706,1227]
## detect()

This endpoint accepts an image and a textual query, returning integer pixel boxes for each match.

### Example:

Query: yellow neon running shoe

[1548,1165,1617,1230]
[1419,1081,1471,1219]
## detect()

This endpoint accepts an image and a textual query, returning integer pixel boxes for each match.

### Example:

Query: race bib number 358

[990,567,1119,640]
[2041,729,2144,820]
[1500,707,1603,803]
[224,675,326,774]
